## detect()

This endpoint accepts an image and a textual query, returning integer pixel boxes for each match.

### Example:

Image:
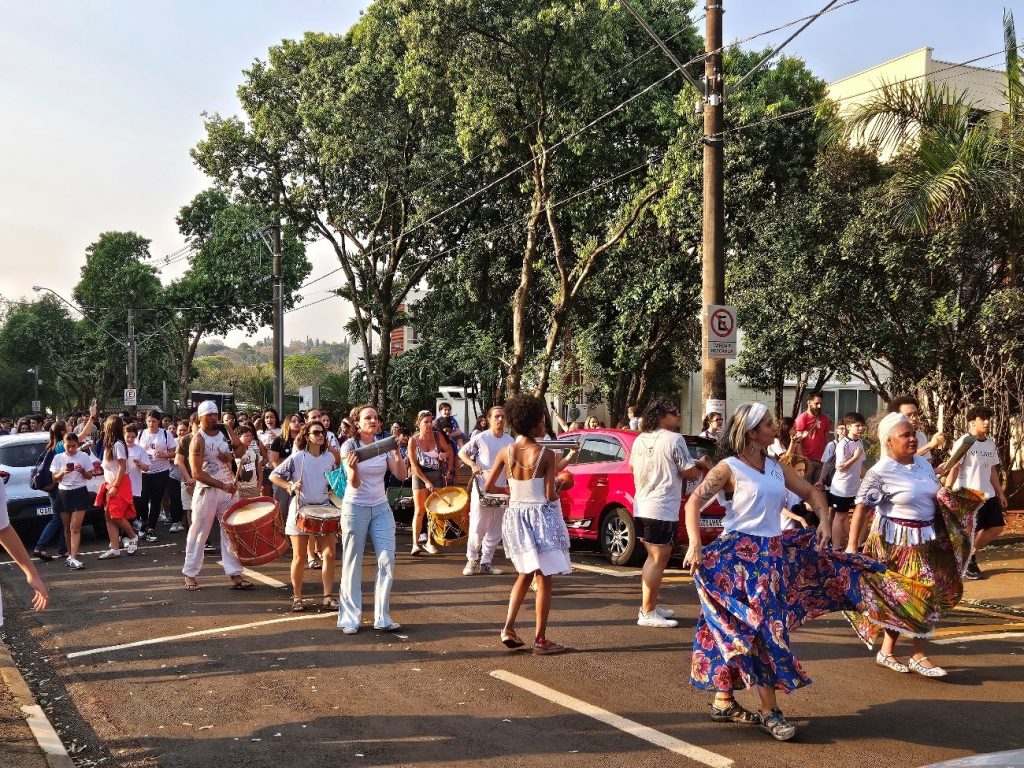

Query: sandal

[758,709,797,741]
[710,698,758,724]
[33,549,53,562]
[230,579,255,590]
[184,578,201,591]
[500,630,525,649]
[875,651,909,673]
[532,638,567,656]
[322,594,339,610]
[908,656,947,678]
[307,555,322,569]
[291,596,307,612]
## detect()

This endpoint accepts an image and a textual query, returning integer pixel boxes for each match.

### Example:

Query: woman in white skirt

[485,395,571,655]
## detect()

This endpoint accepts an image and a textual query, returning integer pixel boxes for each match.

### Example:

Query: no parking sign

[706,304,737,359]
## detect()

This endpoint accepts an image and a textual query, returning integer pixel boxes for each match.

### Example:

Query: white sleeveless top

[721,456,787,538]
[507,445,548,504]
[196,430,234,488]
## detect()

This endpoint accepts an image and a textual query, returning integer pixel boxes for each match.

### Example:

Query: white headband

[197,400,219,417]
[877,412,910,459]
[743,403,768,433]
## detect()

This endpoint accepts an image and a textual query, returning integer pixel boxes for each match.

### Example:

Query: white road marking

[1,542,177,566]
[21,704,72,761]
[217,563,288,589]
[571,562,633,576]
[490,670,733,768]
[67,614,328,659]
[933,631,1024,645]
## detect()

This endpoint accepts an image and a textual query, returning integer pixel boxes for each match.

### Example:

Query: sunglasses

[309,430,325,436]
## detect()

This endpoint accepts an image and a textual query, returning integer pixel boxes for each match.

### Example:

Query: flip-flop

[184,580,202,591]
[230,579,254,590]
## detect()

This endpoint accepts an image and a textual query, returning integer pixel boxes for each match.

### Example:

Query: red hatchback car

[557,429,725,566]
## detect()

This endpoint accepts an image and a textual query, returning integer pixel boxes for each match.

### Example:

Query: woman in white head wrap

[682,402,831,742]
[845,412,951,677]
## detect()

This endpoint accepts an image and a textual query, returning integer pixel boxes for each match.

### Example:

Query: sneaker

[169,522,185,533]
[637,610,678,628]
[479,563,504,575]
[125,538,139,555]
[145,530,158,543]
[411,546,423,557]
[418,533,427,544]
[158,512,171,524]
[965,558,984,580]
[423,542,440,555]
[67,558,85,570]
[132,519,143,532]
[340,626,359,635]
[654,606,676,619]
[98,549,121,560]
[204,543,217,553]
[462,560,480,576]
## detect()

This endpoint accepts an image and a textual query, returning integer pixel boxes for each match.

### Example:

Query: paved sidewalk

[0,637,53,768]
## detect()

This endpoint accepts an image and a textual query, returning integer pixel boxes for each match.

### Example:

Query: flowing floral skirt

[690,529,932,692]
[845,487,984,647]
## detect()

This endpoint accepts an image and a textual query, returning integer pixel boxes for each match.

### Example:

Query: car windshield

[0,441,47,468]
[574,436,625,464]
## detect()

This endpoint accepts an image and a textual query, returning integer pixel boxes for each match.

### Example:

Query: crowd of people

[0,390,1008,744]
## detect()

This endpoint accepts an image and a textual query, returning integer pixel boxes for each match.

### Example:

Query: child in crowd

[828,412,866,549]
[125,424,150,524]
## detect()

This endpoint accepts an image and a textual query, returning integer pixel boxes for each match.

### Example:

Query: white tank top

[196,430,234,488]
[506,445,548,504]
[720,456,787,538]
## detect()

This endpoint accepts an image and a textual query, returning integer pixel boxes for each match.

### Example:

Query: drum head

[226,499,278,526]
[425,486,468,517]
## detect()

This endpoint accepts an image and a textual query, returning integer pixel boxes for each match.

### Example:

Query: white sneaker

[418,533,427,544]
[654,606,675,619]
[479,563,504,575]
[424,542,440,555]
[125,538,139,555]
[463,560,480,576]
[638,610,678,628]
[98,549,121,560]
[169,522,185,532]
[67,558,86,570]
[340,626,358,635]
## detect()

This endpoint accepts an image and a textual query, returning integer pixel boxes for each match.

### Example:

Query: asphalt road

[1,525,1023,768]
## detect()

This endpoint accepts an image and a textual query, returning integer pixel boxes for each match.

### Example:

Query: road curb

[0,640,74,768]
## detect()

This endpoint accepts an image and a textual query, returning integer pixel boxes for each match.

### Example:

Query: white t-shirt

[916,431,932,462]
[781,490,804,530]
[629,429,695,522]
[100,441,130,486]
[950,435,1000,499]
[51,451,93,490]
[271,449,336,507]
[138,428,175,473]
[124,443,146,493]
[257,427,281,449]
[830,437,865,498]
[721,456,787,537]
[462,430,514,496]
[856,456,939,522]
[341,438,389,507]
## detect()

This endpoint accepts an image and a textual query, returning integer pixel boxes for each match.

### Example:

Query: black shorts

[411,469,444,491]
[635,517,677,547]
[58,486,92,513]
[976,497,1005,530]
[827,492,855,514]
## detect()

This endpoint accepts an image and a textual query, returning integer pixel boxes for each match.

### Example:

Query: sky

[1,0,1021,346]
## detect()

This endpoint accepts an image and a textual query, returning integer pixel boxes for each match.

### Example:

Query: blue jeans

[337,501,396,630]
[34,493,66,554]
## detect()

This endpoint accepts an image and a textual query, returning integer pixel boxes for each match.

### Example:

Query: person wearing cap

[183,401,251,591]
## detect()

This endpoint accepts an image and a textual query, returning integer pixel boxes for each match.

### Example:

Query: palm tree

[841,9,1024,283]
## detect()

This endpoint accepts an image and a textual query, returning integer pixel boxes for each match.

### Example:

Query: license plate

[698,517,723,528]
[35,506,53,517]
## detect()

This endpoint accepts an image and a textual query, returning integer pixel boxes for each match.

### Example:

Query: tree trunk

[507,166,545,395]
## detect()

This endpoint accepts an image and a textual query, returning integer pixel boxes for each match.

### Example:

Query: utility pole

[127,308,138,396]
[32,366,40,409]
[702,2,726,407]
[272,197,285,416]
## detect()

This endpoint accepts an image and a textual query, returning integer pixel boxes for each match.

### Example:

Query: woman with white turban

[846,412,983,678]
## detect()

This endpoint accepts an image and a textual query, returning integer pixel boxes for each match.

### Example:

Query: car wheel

[600,506,644,566]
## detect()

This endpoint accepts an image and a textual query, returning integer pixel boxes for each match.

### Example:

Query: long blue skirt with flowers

[690,529,927,692]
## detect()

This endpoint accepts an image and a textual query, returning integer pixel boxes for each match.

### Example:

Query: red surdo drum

[295,504,342,536]
[222,496,289,566]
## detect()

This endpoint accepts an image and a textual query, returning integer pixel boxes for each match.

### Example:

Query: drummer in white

[270,422,339,611]
[183,401,251,591]
[459,406,514,575]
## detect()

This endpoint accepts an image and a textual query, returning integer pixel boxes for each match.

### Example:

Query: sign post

[31,399,41,412]
[706,304,737,360]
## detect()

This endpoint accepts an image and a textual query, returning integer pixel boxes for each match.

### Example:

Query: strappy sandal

[184,578,201,591]
[307,555,322,569]
[322,594,339,610]
[532,638,567,655]
[710,698,758,724]
[875,651,909,673]
[291,596,307,612]
[908,656,947,678]
[758,709,797,741]
[500,630,525,649]
[229,578,254,590]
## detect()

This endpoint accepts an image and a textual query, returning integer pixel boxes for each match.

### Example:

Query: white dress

[501,446,571,576]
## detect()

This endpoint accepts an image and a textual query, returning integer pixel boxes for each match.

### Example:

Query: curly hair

[293,421,325,453]
[641,398,680,432]
[504,395,547,438]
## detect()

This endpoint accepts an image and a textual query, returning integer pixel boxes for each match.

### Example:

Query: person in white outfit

[182,401,251,591]
[337,404,408,634]
[459,406,514,576]
[0,468,49,627]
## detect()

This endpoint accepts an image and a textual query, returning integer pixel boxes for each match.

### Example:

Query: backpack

[30,448,57,493]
